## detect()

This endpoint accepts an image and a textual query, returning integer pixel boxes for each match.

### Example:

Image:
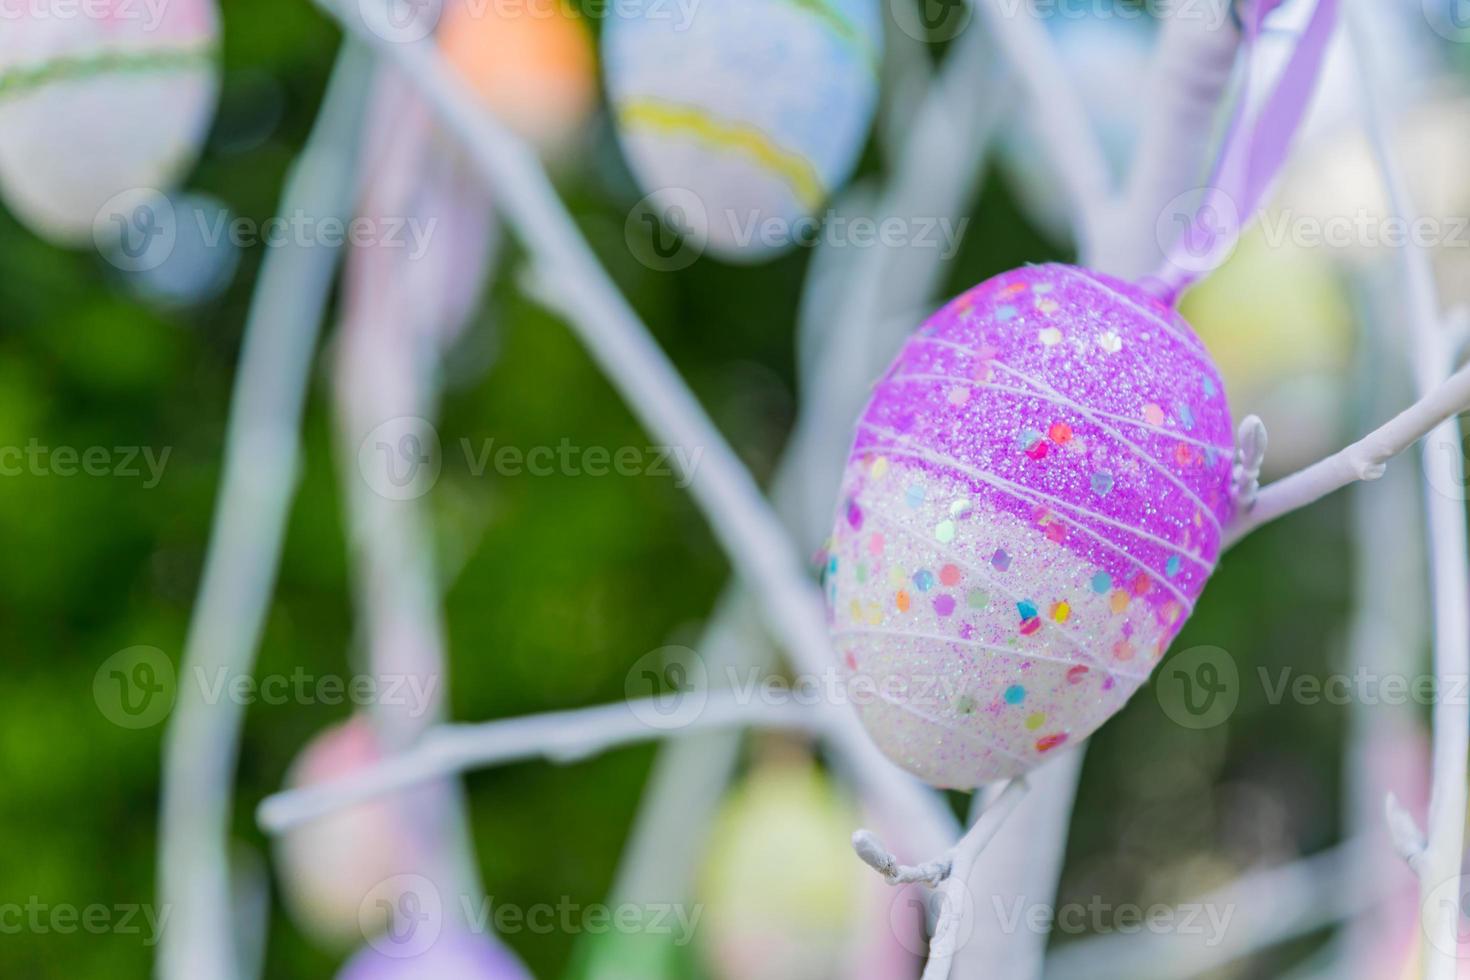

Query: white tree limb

[919,778,1031,980]
[1346,8,1470,979]
[1226,358,1470,545]
[256,693,824,832]
[1042,840,1382,980]
[974,0,1112,256]
[315,0,958,850]
[1105,0,1241,279]
[155,44,374,980]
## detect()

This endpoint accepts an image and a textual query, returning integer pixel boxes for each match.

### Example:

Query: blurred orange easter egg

[437,0,596,155]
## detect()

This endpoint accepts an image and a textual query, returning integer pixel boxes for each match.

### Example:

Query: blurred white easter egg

[604,0,881,262]
[438,0,596,157]
[697,751,923,980]
[0,0,220,245]
[274,716,430,949]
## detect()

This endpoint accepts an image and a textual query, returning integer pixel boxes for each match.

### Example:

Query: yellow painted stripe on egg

[618,99,827,212]
[0,42,217,101]
[779,0,879,72]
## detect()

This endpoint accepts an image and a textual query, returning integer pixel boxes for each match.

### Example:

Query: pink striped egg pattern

[825,264,1235,789]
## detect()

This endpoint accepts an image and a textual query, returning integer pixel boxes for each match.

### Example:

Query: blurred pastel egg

[338,930,531,980]
[1180,227,1353,476]
[826,265,1234,789]
[604,0,881,262]
[438,0,596,156]
[697,751,923,980]
[0,0,220,244]
[274,716,426,949]
[115,190,240,307]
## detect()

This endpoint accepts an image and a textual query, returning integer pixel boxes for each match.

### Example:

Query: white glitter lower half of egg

[827,456,1177,789]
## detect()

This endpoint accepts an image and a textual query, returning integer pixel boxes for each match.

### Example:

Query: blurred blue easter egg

[109,191,239,307]
[604,0,881,263]
[0,0,220,245]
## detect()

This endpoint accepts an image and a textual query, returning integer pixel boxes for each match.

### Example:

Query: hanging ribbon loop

[1145,0,1342,306]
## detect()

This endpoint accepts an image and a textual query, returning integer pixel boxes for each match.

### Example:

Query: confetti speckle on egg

[604,0,880,262]
[825,264,1234,789]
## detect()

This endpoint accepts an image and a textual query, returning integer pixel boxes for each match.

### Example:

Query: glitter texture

[825,264,1234,789]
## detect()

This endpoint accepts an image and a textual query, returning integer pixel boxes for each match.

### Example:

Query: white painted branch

[155,44,373,980]
[315,0,958,852]
[1226,358,1470,545]
[605,27,1003,920]
[920,779,1031,980]
[974,0,1111,256]
[1107,0,1241,279]
[1347,6,1470,979]
[256,693,824,832]
[1042,840,1381,980]
[329,62,489,926]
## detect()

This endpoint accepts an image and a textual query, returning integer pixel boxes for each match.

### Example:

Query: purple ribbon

[1146,0,1341,305]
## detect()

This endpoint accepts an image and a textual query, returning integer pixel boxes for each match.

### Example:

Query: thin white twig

[1226,358,1470,545]
[1385,793,1428,875]
[1232,415,1268,508]
[974,0,1111,256]
[1347,5,1470,979]
[256,693,824,832]
[155,44,374,980]
[1042,840,1382,980]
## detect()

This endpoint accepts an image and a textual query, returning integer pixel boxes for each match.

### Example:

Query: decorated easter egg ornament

[824,0,1340,789]
[0,0,220,245]
[604,0,881,262]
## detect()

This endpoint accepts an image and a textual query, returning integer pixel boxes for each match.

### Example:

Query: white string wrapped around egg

[823,0,1341,789]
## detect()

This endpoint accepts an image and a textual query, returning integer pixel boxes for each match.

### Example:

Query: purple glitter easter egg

[825,264,1234,789]
[337,931,531,980]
